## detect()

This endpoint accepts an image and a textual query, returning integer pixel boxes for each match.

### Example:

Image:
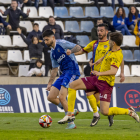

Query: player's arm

[74,48,84,55]
[92,66,118,76]
[120,60,125,82]
[66,45,82,55]
[91,56,104,66]
[46,67,58,91]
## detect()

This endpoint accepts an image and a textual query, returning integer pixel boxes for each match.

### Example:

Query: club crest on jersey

[104,45,108,48]
[57,48,60,52]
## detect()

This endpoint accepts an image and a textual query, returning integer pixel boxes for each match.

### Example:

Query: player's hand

[91,71,100,76]
[7,25,12,29]
[66,49,71,55]
[46,84,52,91]
[120,73,125,83]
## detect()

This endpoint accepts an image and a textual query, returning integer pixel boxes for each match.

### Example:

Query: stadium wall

[0,77,140,113]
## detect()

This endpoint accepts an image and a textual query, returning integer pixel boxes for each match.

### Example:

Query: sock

[108,107,129,116]
[97,101,100,108]
[68,88,76,112]
[57,102,63,109]
[87,95,98,113]
[94,112,99,117]
[65,112,68,116]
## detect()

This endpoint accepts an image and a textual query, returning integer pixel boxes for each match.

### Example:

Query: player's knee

[59,94,64,102]
[69,82,75,89]
[100,109,108,116]
[47,95,52,102]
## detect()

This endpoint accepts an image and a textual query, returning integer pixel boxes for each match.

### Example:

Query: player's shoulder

[86,40,97,47]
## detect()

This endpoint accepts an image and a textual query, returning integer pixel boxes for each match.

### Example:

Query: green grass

[0,112,140,140]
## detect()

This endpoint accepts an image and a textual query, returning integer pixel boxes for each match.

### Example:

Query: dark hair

[36,59,43,65]
[128,6,139,22]
[97,18,103,21]
[97,23,108,30]
[116,7,125,19]
[49,16,54,19]
[32,36,39,43]
[109,32,123,46]
[33,23,39,27]
[42,30,54,38]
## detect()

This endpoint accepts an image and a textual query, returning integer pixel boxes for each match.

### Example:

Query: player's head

[109,32,123,49]
[36,59,43,68]
[42,30,55,47]
[97,23,108,40]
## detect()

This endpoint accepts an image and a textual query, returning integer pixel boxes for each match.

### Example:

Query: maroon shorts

[81,75,113,102]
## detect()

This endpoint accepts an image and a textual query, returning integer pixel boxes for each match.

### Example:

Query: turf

[0,112,140,140]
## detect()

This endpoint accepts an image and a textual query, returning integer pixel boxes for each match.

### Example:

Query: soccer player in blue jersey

[42,30,82,129]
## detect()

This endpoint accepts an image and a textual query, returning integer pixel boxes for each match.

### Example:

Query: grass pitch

[0,112,140,140]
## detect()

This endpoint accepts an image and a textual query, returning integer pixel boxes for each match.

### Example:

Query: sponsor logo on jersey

[57,54,65,63]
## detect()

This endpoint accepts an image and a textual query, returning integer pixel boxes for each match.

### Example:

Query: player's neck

[99,37,108,42]
[51,40,56,49]
[111,46,120,52]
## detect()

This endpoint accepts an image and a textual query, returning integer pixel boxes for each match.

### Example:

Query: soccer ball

[39,115,52,128]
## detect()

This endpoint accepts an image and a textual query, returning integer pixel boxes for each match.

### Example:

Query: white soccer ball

[39,115,52,128]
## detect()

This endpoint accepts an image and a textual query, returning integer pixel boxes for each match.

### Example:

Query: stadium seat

[108,0,118,4]
[134,50,140,62]
[23,50,30,62]
[23,7,39,18]
[81,21,94,32]
[55,21,65,32]
[69,7,86,18]
[0,0,11,4]
[65,21,81,33]
[0,35,15,47]
[13,35,27,47]
[76,35,90,47]
[7,50,25,63]
[131,65,140,76]
[76,53,89,63]
[116,7,129,17]
[85,7,100,18]
[18,65,29,77]
[88,52,93,60]
[54,7,71,18]
[39,7,54,18]
[34,21,47,32]
[100,6,114,18]
[19,21,33,32]
[123,0,135,5]
[115,67,121,76]
[73,0,92,4]
[0,6,6,17]
[122,35,138,47]
[122,50,137,62]
[124,65,131,76]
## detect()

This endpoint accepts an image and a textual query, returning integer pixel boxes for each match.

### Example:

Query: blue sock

[65,112,68,115]
[57,102,63,109]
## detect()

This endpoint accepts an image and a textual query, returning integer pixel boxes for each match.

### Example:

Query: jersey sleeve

[57,40,77,50]
[50,52,59,68]
[82,41,95,53]
[111,54,123,69]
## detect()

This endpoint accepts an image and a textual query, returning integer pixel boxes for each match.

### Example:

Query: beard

[47,40,54,47]
[98,33,106,40]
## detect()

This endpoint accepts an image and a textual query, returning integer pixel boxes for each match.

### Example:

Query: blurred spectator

[17,28,44,70]
[91,18,103,40]
[92,0,108,11]
[0,0,30,35]
[27,23,42,41]
[48,0,65,11]
[0,16,11,35]
[112,0,124,10]
[35,0,47,9]
[126,6,140,31]
[113,7,131,35]
[134,19,140,47]
[27,59,45,77]
[16,0,32,8]
[42,16,64,39]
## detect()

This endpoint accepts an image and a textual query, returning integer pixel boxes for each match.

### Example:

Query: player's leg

[86,91,100,126]
[94,93,100,108]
